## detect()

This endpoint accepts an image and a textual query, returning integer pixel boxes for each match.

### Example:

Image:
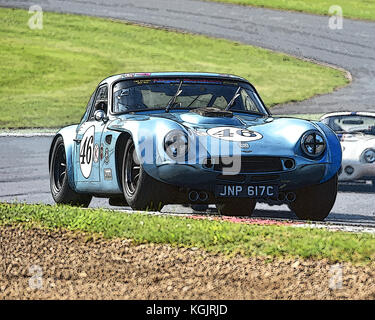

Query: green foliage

[0,8,347,128]
[207,0,375,21]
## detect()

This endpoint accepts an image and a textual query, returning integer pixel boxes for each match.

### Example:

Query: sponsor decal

[93,144,99,163]
[79,126,95,179]
[207,127,263,142]
[104,168,112,180]
[104,148,110,164]
[134,79,152,85]
[100,144,104,160]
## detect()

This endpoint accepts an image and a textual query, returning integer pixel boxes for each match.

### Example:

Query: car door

[74,84,108,188]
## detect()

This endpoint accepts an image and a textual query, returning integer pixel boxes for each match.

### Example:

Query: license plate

[215,184,278,198]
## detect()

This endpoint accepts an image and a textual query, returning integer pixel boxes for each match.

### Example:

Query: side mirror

[94,109,108,123]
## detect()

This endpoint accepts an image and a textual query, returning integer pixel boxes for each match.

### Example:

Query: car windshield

[112,78,268,115]
[322,115,375,135]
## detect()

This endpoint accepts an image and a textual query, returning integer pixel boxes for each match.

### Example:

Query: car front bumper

[148,162,331,193]
[339,160,375,182]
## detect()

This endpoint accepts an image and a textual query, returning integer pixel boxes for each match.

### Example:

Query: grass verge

[1,203,374,265]
[207,0,375,21]
[0,7,348,128]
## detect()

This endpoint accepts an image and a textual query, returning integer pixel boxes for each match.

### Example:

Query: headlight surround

[362,148,375,163]
[164,129,189,161]
[301,131,326,158]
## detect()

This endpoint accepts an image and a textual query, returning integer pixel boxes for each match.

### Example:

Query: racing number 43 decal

[79,126,95,179]
[207,127,263,142]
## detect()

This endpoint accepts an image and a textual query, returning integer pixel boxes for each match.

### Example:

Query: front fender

[108,117,189,178]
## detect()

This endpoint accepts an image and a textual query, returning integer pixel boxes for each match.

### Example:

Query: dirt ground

[0,225,374,299]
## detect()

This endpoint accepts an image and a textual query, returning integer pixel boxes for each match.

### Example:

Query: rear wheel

[215,199,256,216]
[289,174,338,221]
[122,139,168,211]
[50,136,92,207]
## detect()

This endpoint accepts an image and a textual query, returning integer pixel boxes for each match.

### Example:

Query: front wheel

[50,136,92,207]
[289,174,338,221]
[215,199,256,216]
[122,139,169,211]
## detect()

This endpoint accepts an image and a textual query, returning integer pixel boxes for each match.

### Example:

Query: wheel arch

[49,125,78,191]
[114,131,132,191]
[49,134,62,173]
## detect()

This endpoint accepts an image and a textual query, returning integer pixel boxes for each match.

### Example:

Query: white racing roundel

[207,127,263,142]
[79,126,95,179]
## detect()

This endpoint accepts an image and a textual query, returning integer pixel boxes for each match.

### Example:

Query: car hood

[109,110,321,154]
[159,110,316,134]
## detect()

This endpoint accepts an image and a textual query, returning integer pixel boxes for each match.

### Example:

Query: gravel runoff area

[1,225,374,299]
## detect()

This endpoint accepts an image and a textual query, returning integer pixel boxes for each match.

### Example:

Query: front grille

[251,175,280,182]
[213,156,283,173]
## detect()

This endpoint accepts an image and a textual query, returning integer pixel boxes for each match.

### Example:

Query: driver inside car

[116,88,146,112]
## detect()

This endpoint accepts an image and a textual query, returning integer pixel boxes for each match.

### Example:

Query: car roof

[320,111,375,120]
[99,72,251,86]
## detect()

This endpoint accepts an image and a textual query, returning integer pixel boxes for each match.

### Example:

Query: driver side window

[89,85,108,120]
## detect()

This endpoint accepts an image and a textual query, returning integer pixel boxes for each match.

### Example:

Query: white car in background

[320,112,375,188]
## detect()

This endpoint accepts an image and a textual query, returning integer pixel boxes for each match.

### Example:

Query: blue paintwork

[51,72,342,199]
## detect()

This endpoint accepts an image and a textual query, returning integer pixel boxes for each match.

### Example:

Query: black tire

[215,199,256,216]
[50,136,92,207]
[289,174,338,221]
[122,139,168,211]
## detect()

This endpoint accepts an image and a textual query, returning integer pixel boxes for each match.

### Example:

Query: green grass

[1,203,374,265]
[207,0,375,21]
[0,7,348,128]
[275,113,323,121]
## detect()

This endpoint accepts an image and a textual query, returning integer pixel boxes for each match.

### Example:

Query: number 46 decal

[79,126,95,178]
[207,127,263,142]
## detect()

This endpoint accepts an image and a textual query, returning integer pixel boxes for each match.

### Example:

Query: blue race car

[49,72,341,220]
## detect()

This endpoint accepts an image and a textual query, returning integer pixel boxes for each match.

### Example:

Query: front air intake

[213,156,284,173]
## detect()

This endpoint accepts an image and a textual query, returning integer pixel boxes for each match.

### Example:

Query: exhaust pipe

[198,191,208,202]
[285,192,296,202]
[188,190,199,202]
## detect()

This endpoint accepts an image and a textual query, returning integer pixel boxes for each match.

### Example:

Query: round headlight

[344,165,354,175]
[363,149,375,163]
[301,131,326,157]
[164,129,189,160]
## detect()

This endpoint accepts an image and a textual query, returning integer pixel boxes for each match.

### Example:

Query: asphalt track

[0,1,375,225]
[2,0,375,114]
[1,136,374,226]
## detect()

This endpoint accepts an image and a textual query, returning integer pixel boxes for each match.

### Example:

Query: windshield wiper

[186,95,200,108]
[225,86,241,111]
[165,80,183,113]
